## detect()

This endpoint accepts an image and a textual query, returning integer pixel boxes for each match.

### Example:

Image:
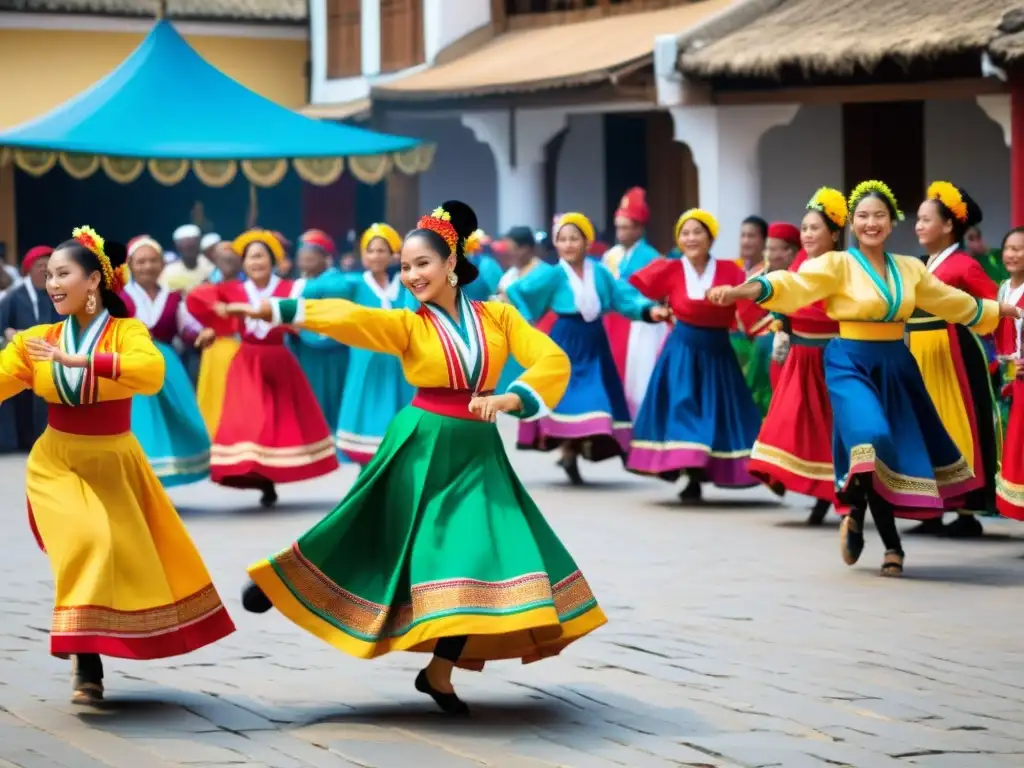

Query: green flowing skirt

[248,404,606,668]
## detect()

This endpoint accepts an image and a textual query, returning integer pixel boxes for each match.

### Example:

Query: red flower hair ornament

[417,207,460,254]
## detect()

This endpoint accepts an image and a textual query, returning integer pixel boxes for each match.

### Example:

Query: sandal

[840,514,864,565]
[71,682,104,706]
[881,550,904,578]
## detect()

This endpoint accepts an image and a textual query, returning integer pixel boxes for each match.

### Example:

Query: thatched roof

[0,0,306,22]
[679,0,1019,78]
[988,7,1024,63]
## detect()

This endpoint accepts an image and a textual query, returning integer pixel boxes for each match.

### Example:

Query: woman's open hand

[999,303,1023,320]
[25,338,84,367]
[468,393,522,422]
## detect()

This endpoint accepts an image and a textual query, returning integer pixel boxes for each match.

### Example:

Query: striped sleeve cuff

[506,380,548,421]
[752,275,773,304]
[270,298,304,326]
[967,298,985,328]
[89,352,120,380]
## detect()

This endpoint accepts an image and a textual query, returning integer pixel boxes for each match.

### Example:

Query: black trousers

[434,635,468,663]
[849,477,904,555]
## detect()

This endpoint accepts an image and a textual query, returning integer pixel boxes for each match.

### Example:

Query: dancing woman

[995,227,1024,519]
[747,189,847,523]
[909,182,999,537]
[233,201,606,714]
[626,209,764,501]
[186,230,338,507]
[506,212,670,485]
[0,226,234,704]
[124,236,211,487]
[709,181,1020,576]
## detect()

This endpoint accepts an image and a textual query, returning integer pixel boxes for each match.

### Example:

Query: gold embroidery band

[270,543,597,643]
[49,584,234,660]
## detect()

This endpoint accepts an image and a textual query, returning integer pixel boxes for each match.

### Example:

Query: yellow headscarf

[233,229,285,265]
[674,209,719,242]
[360,223,402,254]
[554,212,595,243]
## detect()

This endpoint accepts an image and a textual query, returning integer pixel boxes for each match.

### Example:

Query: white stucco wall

[757,99,1010,256]
[925,99,1011,251]
[555,114,607,228]
[423,0,491,64]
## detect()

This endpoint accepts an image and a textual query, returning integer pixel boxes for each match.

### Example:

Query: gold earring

[85,292,97,314]
[447,269,459,288]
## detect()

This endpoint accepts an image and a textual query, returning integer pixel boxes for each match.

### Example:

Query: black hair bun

[104,240,128,269]
[442,200,478,240]
[960,189,983,229]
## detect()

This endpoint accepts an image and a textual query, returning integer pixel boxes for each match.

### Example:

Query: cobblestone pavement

[2,421,1024,767]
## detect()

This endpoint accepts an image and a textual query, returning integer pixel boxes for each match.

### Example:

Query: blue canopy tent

[0,19,433,188]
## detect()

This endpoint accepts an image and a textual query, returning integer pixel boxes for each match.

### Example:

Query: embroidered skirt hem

[248,404,606,667]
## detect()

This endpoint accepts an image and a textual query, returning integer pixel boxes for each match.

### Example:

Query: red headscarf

[767,222,801,248]
[615,187,650,226]
[22,246,53,274]
[298,229,336,257]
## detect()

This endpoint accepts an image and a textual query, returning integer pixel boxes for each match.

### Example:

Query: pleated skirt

[517,315,631,462]
[826,338,976,519]
[749,338,835,500]
[248,394,606,667]
[627,322,760,485]
[335,347,414,465]
[132,340,210,487]
[196,336,240,438]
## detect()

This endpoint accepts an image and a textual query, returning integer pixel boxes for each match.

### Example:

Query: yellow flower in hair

[71,225,115,289]
[464,229,484,255]
[431,206,451,222]
[807,187,848,229]
[674,208,719,241]
[848,180,904,222]
[926,181,968,224]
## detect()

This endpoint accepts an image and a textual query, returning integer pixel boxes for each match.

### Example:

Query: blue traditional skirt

[132,340,211,487]
[517,314,630,462]
[627,322,760,485]
[291,339,349,458]
[826,338,975,519]
[336,348,413,465]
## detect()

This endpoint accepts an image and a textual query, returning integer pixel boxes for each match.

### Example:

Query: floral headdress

[806,187,848,230]
[926,181,969,224]
[674,208,719,241]
[417,206,459,254]
[464,229,487,255]
[72,225,128,293]
[848,180,904,222]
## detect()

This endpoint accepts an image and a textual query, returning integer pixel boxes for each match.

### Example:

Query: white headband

[129,236,163,258]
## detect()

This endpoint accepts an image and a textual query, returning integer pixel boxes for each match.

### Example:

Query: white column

[361,0,381,76]
[462,110,568,233]
[977,94,1011,146]
[669,104,800,256]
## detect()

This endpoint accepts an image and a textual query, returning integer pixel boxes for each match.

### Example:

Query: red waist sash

[412,388,493,421]
[48,400,132,436]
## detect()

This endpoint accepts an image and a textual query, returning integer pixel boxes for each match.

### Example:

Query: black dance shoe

[840,514,864,566]
[907,517,945,535]
[241,580,273,614]
[415,669,470,716]
[943,514,983,539]
[259,483,279,509]
[807,499,830,525]
[557,456,584,486]
[678,478,703,503]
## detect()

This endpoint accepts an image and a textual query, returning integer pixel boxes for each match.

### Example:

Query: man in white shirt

[159,224,214,293]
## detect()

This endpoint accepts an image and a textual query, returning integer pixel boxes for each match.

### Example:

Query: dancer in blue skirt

[124,236,210,487]
[507,212,670,485]
[290,230,349,431]
[710,181,1021,576]
[306,223,416,465]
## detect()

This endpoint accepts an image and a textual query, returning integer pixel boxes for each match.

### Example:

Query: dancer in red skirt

[995,227,1024,519]
[748,188,847,524]
[186,230,338,507]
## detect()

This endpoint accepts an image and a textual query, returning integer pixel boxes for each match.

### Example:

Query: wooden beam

[374,82,660,113]
[712,77,1008,106]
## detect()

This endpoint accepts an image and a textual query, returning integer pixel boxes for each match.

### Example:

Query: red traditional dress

[748,250,838,500]
[995,278,1024,519]
[187,277,338,488]
[908,247,999,513]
